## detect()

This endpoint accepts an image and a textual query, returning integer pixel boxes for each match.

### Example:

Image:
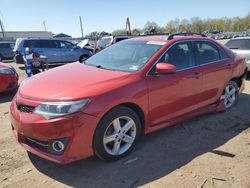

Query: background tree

[112,29,127,35]
[143,21,164,34]
[86,13,250,37]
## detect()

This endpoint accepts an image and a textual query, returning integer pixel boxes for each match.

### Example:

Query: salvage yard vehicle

[13,38,92,64]
[0,41,15,61]
[225,37,250,70]
[96,35,136,51]
[77,38,95,54]
[10,33,247,164]
[0,62,18,93]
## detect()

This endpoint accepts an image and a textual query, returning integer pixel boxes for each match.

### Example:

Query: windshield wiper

[96,65,103,68]
[96,65,116,71]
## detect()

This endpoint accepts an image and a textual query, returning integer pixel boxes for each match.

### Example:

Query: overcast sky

[0,0,249,37]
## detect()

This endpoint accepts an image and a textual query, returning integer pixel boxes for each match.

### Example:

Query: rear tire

[93,106,141,161]
[14,54,24,64]
[220,80,238,109]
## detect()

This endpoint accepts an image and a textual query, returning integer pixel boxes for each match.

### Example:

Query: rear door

[192,40,232,106]
[23,40,43,56]
[31,40,58,63]
[146,41,204,127]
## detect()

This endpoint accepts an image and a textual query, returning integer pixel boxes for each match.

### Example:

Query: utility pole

[43,21,47,31]
[0,19,5,38]
[125,17,131,35]
[79,16,83,38]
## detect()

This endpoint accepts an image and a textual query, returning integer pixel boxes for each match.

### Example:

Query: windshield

[97,38,112,49]
[225,39,250,50]
[85,41,162,72]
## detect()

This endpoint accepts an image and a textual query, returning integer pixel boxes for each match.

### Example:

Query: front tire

[79,54,89,63]
[220,80,238,109]
[93,106,142,161]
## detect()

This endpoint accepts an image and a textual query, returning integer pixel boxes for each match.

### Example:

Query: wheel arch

[230,77,241,89]
[230,67,247,88]
[118,103,145,132]
[95,102,145,135]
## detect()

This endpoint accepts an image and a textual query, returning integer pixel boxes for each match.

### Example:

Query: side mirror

[156,62,176,74]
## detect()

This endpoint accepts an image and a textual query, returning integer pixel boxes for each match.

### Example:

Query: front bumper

[10,96,100,164]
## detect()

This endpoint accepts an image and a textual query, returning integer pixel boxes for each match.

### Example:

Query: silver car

[225,37,250,70]
[13,38,92,64]
[0,41,15,61]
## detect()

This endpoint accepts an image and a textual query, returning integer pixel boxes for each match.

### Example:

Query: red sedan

[10,33,247,164]
[0,63,18,93]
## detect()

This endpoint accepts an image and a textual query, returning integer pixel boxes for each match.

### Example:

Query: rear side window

[23,40,39,48]
[219,48,229,60]
[225,39,250,50]
[194,41,220,64]
[39,40,57,48]
[23,40,58,48]
[160,42,195,70]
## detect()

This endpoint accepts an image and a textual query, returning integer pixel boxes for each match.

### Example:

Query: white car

[225,37,250,70]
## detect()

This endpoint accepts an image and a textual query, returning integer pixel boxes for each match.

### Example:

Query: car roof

[18,38,69,42]
[128,35,209,42]
[0,41,15,43]
[229,37,250,40]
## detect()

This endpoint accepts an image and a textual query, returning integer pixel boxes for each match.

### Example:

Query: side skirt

[144,101,225,134]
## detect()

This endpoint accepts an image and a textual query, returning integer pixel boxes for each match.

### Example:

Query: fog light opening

[52,140,65,153]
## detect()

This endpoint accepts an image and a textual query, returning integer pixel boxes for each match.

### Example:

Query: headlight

[0,68,15,74]
[34,99,90,119]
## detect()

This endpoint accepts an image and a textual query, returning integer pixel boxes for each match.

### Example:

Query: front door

[146,41,203,127]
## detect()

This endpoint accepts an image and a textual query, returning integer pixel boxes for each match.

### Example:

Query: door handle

[188,72,202,79]
[226,63,233,69]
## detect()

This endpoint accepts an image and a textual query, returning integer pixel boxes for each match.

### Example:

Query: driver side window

[160,42,195,71]
[59,41,74,49]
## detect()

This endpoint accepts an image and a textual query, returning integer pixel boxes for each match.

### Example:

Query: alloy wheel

[103,116,136,155]
[220,84,237,109]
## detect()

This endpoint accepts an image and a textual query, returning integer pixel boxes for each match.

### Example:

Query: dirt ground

[0,61,250,188]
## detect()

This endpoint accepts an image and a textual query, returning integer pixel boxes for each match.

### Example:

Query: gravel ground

[0,61,249,188]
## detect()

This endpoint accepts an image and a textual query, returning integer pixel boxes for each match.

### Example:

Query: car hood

[19,62,131,101]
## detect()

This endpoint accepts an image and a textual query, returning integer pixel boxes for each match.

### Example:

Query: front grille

[7,82,15,89]
[17,105,35,113]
